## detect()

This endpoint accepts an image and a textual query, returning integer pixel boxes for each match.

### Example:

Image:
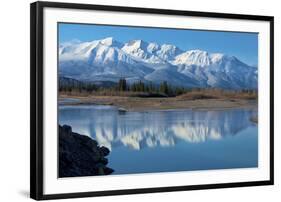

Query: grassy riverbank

[59,89,258,111]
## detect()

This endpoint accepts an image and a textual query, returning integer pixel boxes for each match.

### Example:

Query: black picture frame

[30,1,274,200]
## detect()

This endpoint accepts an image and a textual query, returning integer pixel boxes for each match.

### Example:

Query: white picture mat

[43,7,270,195]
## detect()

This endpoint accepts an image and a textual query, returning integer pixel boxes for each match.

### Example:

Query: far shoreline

[58,94,258,112]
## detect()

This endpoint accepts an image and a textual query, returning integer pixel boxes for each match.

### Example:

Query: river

[59,104,258,175]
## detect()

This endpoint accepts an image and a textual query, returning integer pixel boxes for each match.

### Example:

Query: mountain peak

[174,49,211,66]
[187,49,208,54]
[161,44,177,49]
[126,39,148,50]
[100,37,123,48]
[210,53,242,64]
[156,44,183,61]
[147,42,160,53]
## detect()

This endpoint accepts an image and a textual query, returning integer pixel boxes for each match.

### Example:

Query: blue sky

[59,23,258,66]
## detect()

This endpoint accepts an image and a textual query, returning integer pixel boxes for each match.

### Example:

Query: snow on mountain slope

[145,66,199,88]
[59,37,258,89]
[60,40,100,61]
[122,40,164,64]
[176,53,257,89]
[157,44,183,61]
[174,50,211,66]
[121,40,184,64]
[99,37,123,48]
[60,37,123,61]
[59,38,154,81]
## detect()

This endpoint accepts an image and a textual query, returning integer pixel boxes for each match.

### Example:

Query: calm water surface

[59,104,258,175]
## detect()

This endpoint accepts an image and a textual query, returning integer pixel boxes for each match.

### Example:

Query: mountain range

[59,37,258,89]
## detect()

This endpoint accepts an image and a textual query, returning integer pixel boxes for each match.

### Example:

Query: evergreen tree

[160,81,169,95]
[148,81,154,93]
[118,78,127,91]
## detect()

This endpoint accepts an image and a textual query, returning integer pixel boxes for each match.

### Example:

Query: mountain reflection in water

[59,105,257,151]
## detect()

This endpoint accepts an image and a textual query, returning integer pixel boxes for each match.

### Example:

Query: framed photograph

[30,1,274,200]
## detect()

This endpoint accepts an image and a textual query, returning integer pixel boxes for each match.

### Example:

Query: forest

[59,78,258,100]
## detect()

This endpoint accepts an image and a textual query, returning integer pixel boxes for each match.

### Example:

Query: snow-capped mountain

[59,37,258,89]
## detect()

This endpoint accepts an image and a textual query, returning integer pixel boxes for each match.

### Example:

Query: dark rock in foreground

[59,124,114,177]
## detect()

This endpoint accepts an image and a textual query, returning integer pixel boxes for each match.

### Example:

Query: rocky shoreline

[59,125,114,177]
